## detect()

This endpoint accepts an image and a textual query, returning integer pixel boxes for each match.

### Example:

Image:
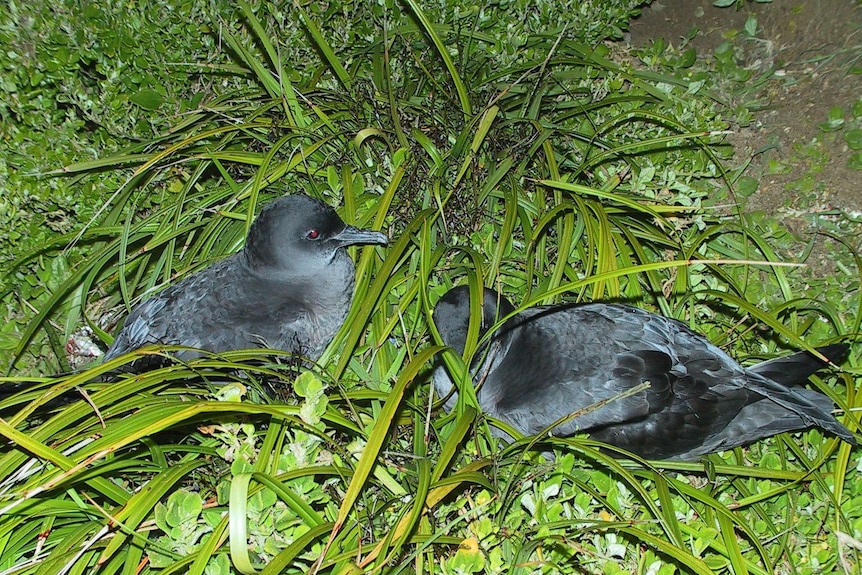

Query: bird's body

[103,194,387,367]
[433,286,856,460]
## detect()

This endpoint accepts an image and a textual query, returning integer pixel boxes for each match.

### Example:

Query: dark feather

[433,286,857,460]
[102,194,388,370]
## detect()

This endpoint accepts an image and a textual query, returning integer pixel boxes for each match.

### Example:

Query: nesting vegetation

[0,1,859,574]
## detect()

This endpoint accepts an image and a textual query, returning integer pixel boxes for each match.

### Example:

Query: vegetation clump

[0,1,858,574]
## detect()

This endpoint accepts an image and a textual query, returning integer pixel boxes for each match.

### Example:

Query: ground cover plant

[0,1,860,574]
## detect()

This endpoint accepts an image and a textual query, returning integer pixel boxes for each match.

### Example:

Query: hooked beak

[334,225,388,248]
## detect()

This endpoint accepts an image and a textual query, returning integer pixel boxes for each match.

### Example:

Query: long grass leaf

[403,0,471,116]
[295,5,352,90]
[320,345,443,566]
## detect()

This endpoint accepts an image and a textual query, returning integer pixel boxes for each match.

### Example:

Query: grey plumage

[432,285,857,461]
[103,194,387,368]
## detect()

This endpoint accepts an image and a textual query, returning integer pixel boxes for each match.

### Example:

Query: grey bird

[432,285,857,460]
[103,194,387,368]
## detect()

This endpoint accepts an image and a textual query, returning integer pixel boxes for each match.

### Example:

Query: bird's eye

[306,229,321,240]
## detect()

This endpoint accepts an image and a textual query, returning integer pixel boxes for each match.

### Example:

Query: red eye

[306,229,321,240]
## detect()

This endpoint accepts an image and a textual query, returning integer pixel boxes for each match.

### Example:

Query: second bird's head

[434,285,517,355]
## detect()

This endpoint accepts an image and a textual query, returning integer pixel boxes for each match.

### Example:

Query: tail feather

[678,389,853,459]
[749,343,849,387]
[745,343,856,446]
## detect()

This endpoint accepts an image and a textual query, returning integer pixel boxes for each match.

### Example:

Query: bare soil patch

[628,0,862,219]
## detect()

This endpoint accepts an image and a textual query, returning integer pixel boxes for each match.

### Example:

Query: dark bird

[103,194,387,367]
[432,285,857,460]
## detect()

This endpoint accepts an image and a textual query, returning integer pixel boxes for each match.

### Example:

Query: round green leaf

[844,128,862,150]
[736,176,759,198]
[130,88,164,110]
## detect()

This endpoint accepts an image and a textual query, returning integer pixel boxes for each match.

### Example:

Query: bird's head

[433,285,516,355]
[243,194,388,276]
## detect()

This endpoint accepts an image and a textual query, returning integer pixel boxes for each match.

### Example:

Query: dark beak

[334,225,388,247]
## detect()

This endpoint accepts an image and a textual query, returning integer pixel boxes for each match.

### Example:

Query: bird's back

[103,254,339,364]
[473,303,853,460]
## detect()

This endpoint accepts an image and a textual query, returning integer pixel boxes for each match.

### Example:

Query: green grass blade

[403,0,471,116]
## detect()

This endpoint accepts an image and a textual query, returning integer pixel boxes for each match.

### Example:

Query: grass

[0,1,860,574]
